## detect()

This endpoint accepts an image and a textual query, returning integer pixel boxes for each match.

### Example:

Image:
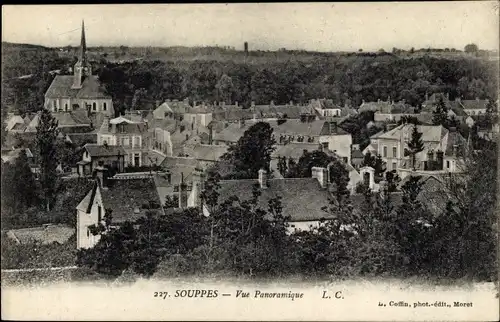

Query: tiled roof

[98,178,162,223]
[184,144,228,161]
[213,120,347,143]
[151,118,177,132]
[272,142,322,159]
[212,108,254,121]
[45,75,110,99]
[10,123,27,132]
[444,130,467,157]
[53,110,91,127]
[84,143,126,157]
[460,99,488,110]
[1,148,32,163]
[66,132,97,146]
[351,149,364,159]
[6,224,75,245]
[217,178,333,222]
[377,124,448,142]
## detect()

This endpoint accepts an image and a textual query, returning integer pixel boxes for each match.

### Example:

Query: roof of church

[45,75,110,99]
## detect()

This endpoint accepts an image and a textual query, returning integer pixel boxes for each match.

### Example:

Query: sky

[2,2,499,52]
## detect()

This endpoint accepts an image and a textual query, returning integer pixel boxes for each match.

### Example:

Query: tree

[406,124,424,171]
[216,74,234,104]
[327,159,350,204]
[373,154,386,178]
[1,152,38,215]
[392,175,433,274]
[36,109,59,211]
[286,150,334,178]
[362,151,376,168]
[464,43,478,54]
[222,122,276,179]
[432,96,448,126]
[164,195,179,209]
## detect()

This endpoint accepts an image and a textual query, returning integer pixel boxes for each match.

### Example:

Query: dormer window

[92,102,97,111]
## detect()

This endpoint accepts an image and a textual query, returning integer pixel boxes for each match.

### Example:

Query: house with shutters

[77,143,126,176]
[366,123,469,176]
[212,119,353,163]
[97,116,150,167]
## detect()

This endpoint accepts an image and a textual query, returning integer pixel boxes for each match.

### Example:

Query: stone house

[97,116,150,167]
[76,169,163,249]
[76,143,126,176]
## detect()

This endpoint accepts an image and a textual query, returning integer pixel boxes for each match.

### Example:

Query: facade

[44,21,114,117]
[213,119,353,163]
[76,169,163,249]
[97,116,150,167]
[77,143,126,176]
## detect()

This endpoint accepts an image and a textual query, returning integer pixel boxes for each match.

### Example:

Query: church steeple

[79,20,87,65]
[72,20,92,89]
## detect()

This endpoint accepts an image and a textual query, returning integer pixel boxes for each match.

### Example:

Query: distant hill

[1,42,53,52]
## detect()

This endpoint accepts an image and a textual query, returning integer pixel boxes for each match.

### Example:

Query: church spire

[72,20,92,89]
[79,20,87,64]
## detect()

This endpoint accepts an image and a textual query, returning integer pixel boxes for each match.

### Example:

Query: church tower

[72,20,92,89]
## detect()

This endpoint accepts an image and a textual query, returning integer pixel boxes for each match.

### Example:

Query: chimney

[436,150,444,170]
[165,170,172,185]
[378,99,381,103]
[204,123,212,144]
[329,121,338,134]
[178,173,188,208]
[289,100,293,106]
[221,101,225,109]
[251,101,255,108]
[235,101,238,107]
[258,169,268,189]
[270,100,275,106]
[312,167,328,188]
[95,166,109,189]
[191,167,205,208]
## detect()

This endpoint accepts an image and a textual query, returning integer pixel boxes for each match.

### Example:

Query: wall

[319,134,352,163]
[46,98,114,116]
[288,220,321,233]
[376,138,401,171]
[76,187,103,249]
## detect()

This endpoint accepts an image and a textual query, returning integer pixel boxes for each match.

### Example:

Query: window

[98,206,102,222]
[134,136,140,147]
[87,229,90,237]
[446,161,450,168]
[322,142,328,150]
[52,101,57,110]
[392,147,397,158]
[92,102,97,111]
[65,103,68,111]
[85,151,89,158]
[103,102,107,111]
[134,153,140,167]
[383,146,388,157]
[392,162,397,170]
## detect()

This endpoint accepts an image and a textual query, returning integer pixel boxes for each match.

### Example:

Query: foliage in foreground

[77,143,497,282]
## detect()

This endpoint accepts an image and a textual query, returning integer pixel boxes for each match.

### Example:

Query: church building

[44,21,114,117]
